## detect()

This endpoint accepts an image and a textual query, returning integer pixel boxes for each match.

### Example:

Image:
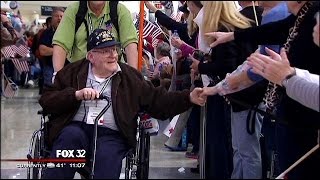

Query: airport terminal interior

[1,0,319,179]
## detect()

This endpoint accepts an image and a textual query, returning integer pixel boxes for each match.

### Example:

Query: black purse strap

[246,104,258,135]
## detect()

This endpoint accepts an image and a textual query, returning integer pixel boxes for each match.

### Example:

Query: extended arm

[206,15,296,48]
[39,44,53,56]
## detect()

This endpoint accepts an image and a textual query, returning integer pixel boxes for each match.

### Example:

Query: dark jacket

[155,9,198,88]
[155,10,195,46]
[234,1,320,128]
[39,60,193,148]
[39,28,55,67]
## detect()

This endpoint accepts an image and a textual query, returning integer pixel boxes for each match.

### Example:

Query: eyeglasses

[92,47,119,56]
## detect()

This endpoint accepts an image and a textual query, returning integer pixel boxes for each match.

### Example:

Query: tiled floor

[1,88,199,179]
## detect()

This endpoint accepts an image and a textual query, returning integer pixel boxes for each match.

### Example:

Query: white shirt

[193,8,211,87]
[193,8,211,54]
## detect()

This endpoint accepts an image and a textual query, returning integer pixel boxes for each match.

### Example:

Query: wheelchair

[27,109,150,179]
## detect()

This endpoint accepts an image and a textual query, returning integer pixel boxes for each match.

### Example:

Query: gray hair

[52,7,65,16]
[156,41,171,57]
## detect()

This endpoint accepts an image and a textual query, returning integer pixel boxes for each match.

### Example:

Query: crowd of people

[1,1,319,179]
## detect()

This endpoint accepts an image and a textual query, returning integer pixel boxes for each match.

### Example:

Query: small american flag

[11,58,29,74]
[152,37,160,48]
[1,46,15,58]
[11,45,30,57]
[2,80,17,98]
[135,19,163,39]
[170,12,183,22]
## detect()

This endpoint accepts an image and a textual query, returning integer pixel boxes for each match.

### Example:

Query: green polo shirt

[52,2,138,62]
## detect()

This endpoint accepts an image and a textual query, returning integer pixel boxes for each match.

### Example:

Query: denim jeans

[43,65,54,86]
[30,65,41,80]
[231,104,264,179]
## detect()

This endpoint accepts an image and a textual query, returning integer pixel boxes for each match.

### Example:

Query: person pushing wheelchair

[39,28,206,179]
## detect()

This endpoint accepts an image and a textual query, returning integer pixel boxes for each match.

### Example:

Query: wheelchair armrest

[37,109,46,116]
[37,110,44,115]
[37,109,50,116]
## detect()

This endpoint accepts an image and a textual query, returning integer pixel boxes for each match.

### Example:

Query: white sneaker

[27,80,34,87]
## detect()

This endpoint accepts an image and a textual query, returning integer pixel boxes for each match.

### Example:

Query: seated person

[39,28,205,179]
[26,58,41,87]
[148,41,172,80]
[160,64,174,90]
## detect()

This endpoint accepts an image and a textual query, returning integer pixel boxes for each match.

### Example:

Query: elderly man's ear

[87,52,94,62]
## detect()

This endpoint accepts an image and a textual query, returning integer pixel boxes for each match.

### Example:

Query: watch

[281,68,296,88]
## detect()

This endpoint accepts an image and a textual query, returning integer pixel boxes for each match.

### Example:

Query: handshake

[189,85,222,106]
[190,82,228,106]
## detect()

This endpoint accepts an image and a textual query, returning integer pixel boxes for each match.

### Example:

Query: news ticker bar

[1,158,86,163]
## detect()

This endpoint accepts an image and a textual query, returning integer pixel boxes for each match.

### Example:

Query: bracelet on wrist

[281,68,296,87]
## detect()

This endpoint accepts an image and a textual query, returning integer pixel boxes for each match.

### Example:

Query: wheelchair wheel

[136,130,150,179]
[125,149,137,179]
[32,136,43,179]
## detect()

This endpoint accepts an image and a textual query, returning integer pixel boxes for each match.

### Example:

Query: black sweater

[234,2,320,128]
[155,10,196,46]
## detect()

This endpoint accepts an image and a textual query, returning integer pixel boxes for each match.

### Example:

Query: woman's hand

[205,32,234,48]
[144,1,158,13]
[201,86,219,97]
[171,37,185,49]
[247,47,295,86]
[190,88,206,106]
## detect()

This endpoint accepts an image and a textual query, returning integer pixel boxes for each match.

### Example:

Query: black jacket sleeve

[234,14,296,45]
[154,10,190,44]
[198,39,239,78]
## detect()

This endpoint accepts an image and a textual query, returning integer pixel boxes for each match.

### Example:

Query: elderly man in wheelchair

[35,29,206,179]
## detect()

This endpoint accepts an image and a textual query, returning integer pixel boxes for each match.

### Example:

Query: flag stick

[276,144,319,179]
